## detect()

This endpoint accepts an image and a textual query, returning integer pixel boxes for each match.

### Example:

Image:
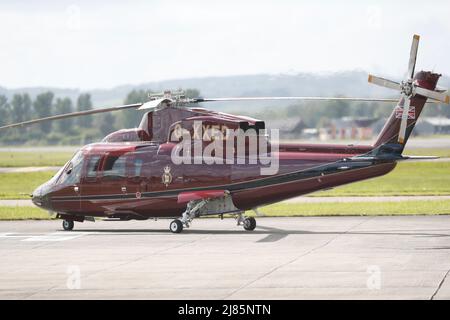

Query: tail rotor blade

[398,96,411,144]
[368,75,401,91]
[415,86,450,104]
[407,34,420,79]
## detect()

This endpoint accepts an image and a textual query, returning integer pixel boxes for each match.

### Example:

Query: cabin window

[103,155,127,179]
[86,155,101,179]
[134,158,143,177]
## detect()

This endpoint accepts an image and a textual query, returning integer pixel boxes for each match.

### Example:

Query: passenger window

[103,155,127,179]
[134,159,143,177]
[86,156,101,179]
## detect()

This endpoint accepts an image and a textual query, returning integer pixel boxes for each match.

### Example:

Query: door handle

[121,186,127,193]
[74,186,79,193]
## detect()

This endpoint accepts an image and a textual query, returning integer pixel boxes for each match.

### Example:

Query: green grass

[0,151,73,167]
[248,200,450,217]
[1,200,450,220]
[0,147,449,200]
[0,171,56,199]
[404,148,450,158]
[0,161,450,200]
[0,206,54,220]
[0,147,447,167]
[315,161,450,196]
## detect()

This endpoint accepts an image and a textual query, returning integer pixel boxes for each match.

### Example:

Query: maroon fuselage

[34,140,391,219]
[31,71,440,220]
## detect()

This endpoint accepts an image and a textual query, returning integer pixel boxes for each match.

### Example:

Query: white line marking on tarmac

[22,232,86,242]
[0,232,87,241]
[0,233,41,238]
[0,233,13,237]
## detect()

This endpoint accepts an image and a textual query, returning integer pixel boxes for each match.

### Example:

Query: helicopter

[1,34,449,233]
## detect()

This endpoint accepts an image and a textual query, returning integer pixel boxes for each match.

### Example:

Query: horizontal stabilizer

[399,155,440,161]
[352,155,439,162]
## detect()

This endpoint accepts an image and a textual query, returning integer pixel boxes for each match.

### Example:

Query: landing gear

[169,197,256,233]
[62,219,74,231]
[169,199,208,233]
[170,220,183,233]
[243,217,256,231]
[236,214,256,231]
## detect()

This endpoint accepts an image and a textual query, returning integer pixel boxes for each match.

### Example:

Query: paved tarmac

[1,216,450,300]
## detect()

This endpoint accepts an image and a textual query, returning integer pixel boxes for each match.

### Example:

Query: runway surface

[1,216,450,300]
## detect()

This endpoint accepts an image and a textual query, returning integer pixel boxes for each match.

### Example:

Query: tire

[243,217,256,231]
[170,220,183,233]
[62,220,74,231]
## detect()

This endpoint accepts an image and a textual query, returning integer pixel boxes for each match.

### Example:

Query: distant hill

[1,70,448,112]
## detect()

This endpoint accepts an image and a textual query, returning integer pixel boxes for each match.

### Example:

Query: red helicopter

[1,35,448,233]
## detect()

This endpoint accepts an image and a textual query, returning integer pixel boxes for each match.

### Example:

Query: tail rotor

[368,34,450,144]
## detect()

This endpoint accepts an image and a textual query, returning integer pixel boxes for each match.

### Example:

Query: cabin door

[80,154,102,213]
[124,153,146,198]
[98,152,130,196]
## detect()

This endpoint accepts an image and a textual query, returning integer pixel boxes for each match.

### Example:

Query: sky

[0,0,449,90]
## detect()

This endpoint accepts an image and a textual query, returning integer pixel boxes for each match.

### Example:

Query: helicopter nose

[31,184,51,210]
[31,193,43,207]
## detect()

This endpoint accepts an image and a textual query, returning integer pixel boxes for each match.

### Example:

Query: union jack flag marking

[395,106,415,120]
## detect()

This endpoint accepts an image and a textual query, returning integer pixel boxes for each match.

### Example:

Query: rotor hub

[400,80,415,97]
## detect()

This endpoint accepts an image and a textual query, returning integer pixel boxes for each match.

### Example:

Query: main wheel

[170,220,183,233]
[62,220,74,231]
[243,217,256,231]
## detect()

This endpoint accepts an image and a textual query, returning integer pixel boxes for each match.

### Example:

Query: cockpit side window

[86,155,101,180]
[58,151,84,186]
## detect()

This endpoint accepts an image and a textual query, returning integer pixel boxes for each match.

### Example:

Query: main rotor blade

[195,96,403,103]
[407,34,420,79]
[0,103,143,130]
[415,86,450,104]
[195,96,438,104]
[368,74,401,91]
[0,94,440,131]
[398,95,411,144]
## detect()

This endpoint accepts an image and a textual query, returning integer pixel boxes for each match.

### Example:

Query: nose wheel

[62,220,74,231]
[236,214,256,231]
[170,220,183,233]
[243,217,256,231]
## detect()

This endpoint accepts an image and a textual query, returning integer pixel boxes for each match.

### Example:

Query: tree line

[239,99,450,129]
[0,87,447,145]
[0,89,200,145]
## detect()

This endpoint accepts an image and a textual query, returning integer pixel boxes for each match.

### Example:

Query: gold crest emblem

[162,165,173,187]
